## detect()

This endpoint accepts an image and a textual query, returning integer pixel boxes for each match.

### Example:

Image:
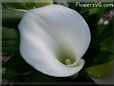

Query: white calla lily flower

[18,4,91,77]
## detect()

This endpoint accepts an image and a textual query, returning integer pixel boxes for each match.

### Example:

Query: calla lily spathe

[18,4,91,77]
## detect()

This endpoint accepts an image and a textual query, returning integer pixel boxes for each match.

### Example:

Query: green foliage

[2,0,53,9]
[2,9,25,28]
[2,27,19,53]
[85,61,113,78]
[2,68,21,79]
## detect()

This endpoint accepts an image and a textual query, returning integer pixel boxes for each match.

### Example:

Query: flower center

[65,59,72,65]
[56,46,76,66]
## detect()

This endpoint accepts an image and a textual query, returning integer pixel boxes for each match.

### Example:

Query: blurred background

[1,0,114,85]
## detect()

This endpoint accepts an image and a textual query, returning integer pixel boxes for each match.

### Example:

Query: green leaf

[2,27,19,53]
[89,7,106,17]
[2,9,25,28]
[2,27,19,40]
[70,73,79,79]
[96,51,113,64]
[34,0,53,8]
[3,0,53,9]
[2,68,21,79]
[100,35,113,52]
[85,61,113,78]
[89,8,98,15]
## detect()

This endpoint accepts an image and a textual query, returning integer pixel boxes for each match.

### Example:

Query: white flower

[18,4,91,77]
